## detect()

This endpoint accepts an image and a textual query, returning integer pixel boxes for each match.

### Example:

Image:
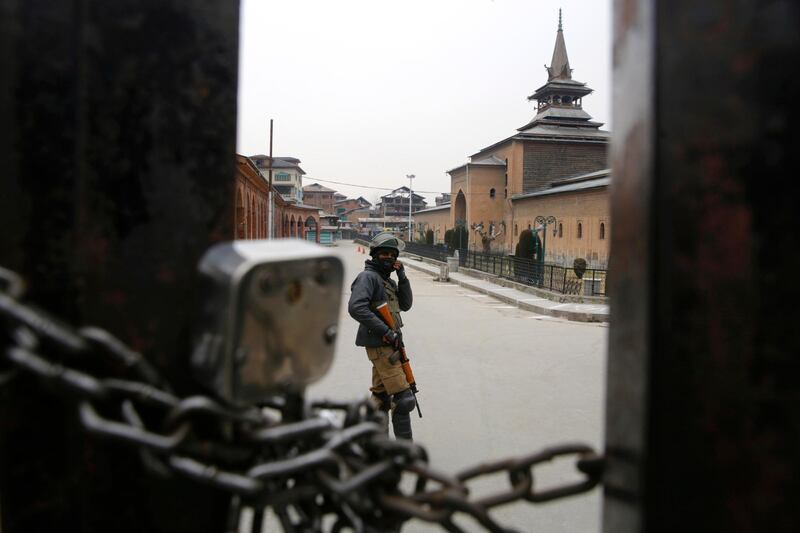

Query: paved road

[262,240,608,532]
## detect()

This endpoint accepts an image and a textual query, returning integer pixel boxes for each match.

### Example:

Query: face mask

[379,259,395,272]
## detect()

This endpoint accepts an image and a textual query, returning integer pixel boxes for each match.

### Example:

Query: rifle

[374,302,422,418]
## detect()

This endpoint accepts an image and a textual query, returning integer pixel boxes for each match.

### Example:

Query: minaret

[517,10,603,132]
[547,9,572,81]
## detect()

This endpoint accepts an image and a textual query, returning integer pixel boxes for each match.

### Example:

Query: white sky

[236,0,612,205]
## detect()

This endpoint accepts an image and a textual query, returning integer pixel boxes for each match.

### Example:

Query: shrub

[444,229,454,249]
[573,258,587,279]
[516,229,536,258]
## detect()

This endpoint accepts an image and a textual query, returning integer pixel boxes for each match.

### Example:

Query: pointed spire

[547,10,572,81]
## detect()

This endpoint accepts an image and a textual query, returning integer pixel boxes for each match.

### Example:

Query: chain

[0,266,604,532]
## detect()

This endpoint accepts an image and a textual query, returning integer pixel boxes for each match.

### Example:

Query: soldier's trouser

[366,345,408,395]
[366,346,413,440]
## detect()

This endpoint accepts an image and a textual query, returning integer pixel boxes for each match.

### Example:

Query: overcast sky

[236,0,612,205]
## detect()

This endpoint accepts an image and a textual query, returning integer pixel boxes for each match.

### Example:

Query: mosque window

[559,223,563,238]
[489,188,496,198]
[577,222,583,239]
[600,223,606,239]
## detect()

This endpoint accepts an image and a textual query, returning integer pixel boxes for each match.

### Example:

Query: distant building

[302,183,337,214]
[340,205,371,228]
[375,186,427,218]
[435,193,451,206]
[234,154,320,241]
[249,155,306,204]
[335,196,372,216]
[317,214,341,245]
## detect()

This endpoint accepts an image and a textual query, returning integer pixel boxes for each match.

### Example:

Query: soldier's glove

[382,329,401,349]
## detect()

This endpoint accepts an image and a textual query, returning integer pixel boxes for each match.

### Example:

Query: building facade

[335,197,371,216]
[235,154,270,239]
[413,204,451,244]
[511,170,610,267]
[376,186,427,217]
[302,183,336,214]
[234,154,320,242]
[446,12,610,264]
[250,155,306,204]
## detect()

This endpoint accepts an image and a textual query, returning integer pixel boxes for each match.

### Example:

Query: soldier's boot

[371,391,391,435]
[391,389,416,441]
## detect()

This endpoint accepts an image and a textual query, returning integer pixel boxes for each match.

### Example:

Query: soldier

[348,233,416,440]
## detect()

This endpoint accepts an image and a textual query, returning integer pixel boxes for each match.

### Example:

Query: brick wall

[522,142,608,192]
[511,187,610,267]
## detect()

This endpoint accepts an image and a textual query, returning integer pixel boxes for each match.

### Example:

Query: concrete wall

[414,206,451,243]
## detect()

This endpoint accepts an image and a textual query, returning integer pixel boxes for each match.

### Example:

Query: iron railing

[404,242,452,262]
[350,240,607,297]
[459,250,607,296]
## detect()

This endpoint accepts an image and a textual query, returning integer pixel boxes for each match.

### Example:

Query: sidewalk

[402,254,609,323]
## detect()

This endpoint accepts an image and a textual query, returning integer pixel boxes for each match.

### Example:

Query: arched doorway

[236,188,245,239]
[283,214,290,238]
[249,196,255,239]
[453,190,468,248]
[296,218,303,238]
[454,190,466,225]
[305,216,319,243]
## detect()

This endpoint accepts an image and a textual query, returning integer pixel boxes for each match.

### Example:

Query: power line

[304,177,507,197]
[304,177,447,195]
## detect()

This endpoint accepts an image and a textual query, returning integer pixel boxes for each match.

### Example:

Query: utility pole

[267,119,274,238]
[407,174,415,242]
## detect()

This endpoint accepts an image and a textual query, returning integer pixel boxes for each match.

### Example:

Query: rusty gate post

[606,1,800,532]
[0,1,240,532]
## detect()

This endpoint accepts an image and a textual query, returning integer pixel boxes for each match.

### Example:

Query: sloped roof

[303,183,336,193]
[472,155,507,166]
[248,155,306,174]
[415,203,451,214]
[511,169,611,201]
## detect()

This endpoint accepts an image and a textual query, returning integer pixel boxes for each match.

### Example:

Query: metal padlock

[191,240,343,405]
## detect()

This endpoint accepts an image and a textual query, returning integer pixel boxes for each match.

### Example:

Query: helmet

[369,232,405,256]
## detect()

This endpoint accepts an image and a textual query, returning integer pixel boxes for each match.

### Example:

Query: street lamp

[407,174,415,242]
[534,215,557,263]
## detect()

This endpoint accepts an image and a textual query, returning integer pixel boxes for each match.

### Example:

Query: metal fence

[459,250,607,296]
[404,242,452,262]
[350,239,607,296]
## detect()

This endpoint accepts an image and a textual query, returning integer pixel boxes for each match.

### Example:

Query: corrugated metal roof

[511,176,611,201]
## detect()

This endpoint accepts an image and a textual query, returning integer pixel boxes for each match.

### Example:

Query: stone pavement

[401,253,609,323]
